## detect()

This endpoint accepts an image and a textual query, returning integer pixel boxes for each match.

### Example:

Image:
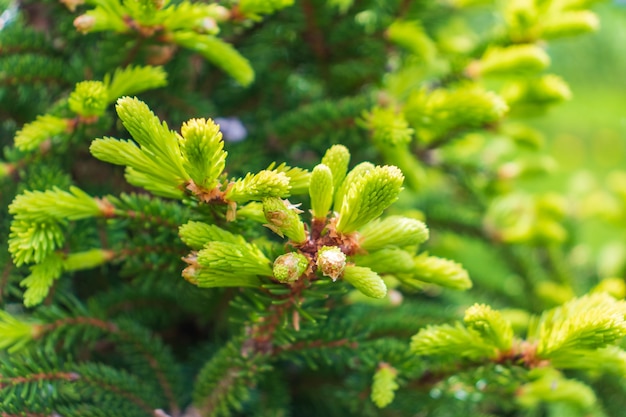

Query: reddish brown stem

[0,371,79,389]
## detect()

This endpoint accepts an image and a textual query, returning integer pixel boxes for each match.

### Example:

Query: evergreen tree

[1,1,625,416]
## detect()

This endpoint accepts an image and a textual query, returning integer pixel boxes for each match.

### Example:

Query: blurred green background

[431,2,626,308]
[539,1,626,177]
[535,1,626,272]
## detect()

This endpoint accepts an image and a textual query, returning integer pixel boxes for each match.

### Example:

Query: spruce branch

[8,187,105,267]
[68,80,109,118]
[29,315,182,414]
[9,186,102,223]
[14,115,70,152]
[516,369,596,411]
[90,97,229,200]
[0,311,35,353]
[107,193,189,231]
[103,65,168,102]
[360,106,427,190]
[410,322,498,360]
[503,74,572,113]
[342,265,387,299]
[352,248,415,274]
[182,241,271,288]
[8,219,65,267]
[539,10,599,39]
[0,353,162,415]
[386,20,437,61]
[411,253,472,290]
[335,165,404,234]
[266,162,310,195]
[472,44,551,78]
[160,2,229,32]
[405,86,508,147]
[74,0,254,84]
[358,215,429,252]
[115,96,188,179]
[464,303,514,351]
[371,363,399,409]
[14,66,167,153]
[533,293,626,358]
[362,107,414,147]
[180,118,227,191]
[170,32,254,87]
[0,53,73,89]
[179,221,246,250]
[193,342,271,416]
[269,98,369,150]
[548,345,626,374]
[2,1,620,415]
[19,253,64,307]
[225,170,291,204]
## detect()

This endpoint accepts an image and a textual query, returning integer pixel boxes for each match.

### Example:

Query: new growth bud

[262,197,307,243]
[179,118,226,190]
[68,81,109,118]
[336,165,404,234]
[363,107,413,147]
[309,164,334,219]
[464,303,514,351]
[317,246,346,281]
[226,170,290,203]
[273,252,309,283]
[358,215,429,251]
[321,144,350,198]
